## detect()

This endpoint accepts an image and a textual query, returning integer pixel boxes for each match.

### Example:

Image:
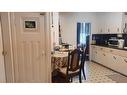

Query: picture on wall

[25,21,36,28]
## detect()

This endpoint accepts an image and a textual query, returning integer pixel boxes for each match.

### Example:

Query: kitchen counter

[91,44,127,51]
[91,44,127,76]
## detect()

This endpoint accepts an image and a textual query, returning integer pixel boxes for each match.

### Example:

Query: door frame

[0,13,15,82]
[10,12,51,82]
[0,15,6,82]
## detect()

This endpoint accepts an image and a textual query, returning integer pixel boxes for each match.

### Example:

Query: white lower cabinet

[107,53,119,70]
[96,50,101,63]
[91,45,127,76]
[98,51,105,65]
[91,46,96,62]
[91,46,109,66]
[103,53,127,75]
[116,56,127,75]
[101,52,109,67]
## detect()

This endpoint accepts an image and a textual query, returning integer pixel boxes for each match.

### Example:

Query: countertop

[91,44,127,51]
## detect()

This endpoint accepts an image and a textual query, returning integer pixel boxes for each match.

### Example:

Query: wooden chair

[58,49,82,83]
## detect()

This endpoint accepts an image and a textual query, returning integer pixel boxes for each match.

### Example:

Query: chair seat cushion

[59,67,79,75]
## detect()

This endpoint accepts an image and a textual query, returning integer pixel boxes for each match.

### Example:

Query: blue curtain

[77,23,81,47]
[77,22,91,48]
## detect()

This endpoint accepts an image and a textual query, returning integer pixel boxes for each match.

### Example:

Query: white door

[12,13,47,82]
[0,20,6,82]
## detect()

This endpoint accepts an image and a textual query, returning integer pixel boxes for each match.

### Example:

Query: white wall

[59,12,98,46]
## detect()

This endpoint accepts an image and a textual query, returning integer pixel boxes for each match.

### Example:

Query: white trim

[45,13,51,82]
[8,13,15,82]
[0,16,6,83]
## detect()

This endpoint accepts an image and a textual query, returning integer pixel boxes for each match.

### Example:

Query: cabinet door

[107,53,118,70]
[91,46,97,62]
[105,24,110,34]
[100,52,109,66]
[111,24,122,34]
[116,24,122,33]
[97,27,103,34]
[97,23,104,34]
[96,47,104,64]
[107,53,127,76]
[116,56,127,75]
[96,50,101,63]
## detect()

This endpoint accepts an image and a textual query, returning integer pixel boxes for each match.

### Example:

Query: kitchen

[1,12,127,83]
[91,13,127,76]
[52,12,127,82]
[1,1,127,95]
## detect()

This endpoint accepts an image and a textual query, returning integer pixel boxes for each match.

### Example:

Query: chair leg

[82,67,86,80]
[65,76,69,83]
[82,63,86,80]
[70,77,73,82]
[79,70,82,83]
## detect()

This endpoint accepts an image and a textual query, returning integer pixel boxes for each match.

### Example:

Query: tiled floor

[73,61,127,83]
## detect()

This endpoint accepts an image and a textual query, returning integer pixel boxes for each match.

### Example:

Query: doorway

[77,22,91,60]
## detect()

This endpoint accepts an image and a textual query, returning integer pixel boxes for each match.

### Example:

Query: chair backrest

[67,49,81,72]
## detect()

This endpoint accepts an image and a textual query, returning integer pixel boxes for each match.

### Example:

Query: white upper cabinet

[95,12,123,34]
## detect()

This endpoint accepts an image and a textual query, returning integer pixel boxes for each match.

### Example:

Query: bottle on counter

[92,36,96,44]
[118,39,124,48]
[123,23,127,33]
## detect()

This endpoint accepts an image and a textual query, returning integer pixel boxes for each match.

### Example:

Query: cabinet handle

[113,56,116,60]
[95,51,97,54]
[108,29,110,32]
[124,59,127,63]
[103,53,105,56]
[117,28,119,32]
[100,48,103,50]
[100,29,102,32]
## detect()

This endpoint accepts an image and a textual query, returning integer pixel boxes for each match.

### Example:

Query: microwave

[108,39,119,47]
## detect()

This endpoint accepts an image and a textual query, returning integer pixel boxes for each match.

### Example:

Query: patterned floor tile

[72,61,122,83]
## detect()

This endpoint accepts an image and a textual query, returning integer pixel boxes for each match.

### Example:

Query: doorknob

[2,51,7,56]
[42,51,45,56]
